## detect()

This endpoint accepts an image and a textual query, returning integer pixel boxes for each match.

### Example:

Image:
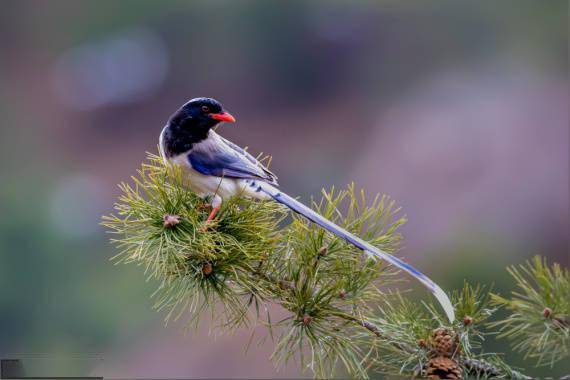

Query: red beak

[210,111,236,123]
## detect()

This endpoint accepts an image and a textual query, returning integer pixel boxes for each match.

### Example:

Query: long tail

[247,180,455,323]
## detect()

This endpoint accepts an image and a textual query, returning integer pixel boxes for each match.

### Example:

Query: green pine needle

[102,152,286,329]
[101,152,407,378]
[490,256,570,367]
[102,151,551,379]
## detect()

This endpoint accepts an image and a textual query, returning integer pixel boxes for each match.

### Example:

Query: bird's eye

[201,105,210,113]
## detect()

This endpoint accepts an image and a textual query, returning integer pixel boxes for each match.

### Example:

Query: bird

[159,97,455,323]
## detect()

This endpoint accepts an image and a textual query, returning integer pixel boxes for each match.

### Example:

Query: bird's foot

[198,205,221,232]
[199,221,214,233]
[196,204,211,211]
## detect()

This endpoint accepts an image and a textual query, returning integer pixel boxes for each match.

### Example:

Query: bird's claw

[199,220,216,233]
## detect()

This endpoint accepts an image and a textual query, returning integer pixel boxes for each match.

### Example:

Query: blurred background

[0,0,567,378]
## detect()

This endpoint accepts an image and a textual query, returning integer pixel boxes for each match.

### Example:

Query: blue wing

[188,132,278,185]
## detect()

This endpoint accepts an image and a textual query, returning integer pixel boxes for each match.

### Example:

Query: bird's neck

[162,123,211,157]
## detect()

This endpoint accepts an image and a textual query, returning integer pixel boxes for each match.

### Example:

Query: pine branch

[460,357,531,379]
[350,316,531,379]
[256,267,529,378]
[346,283,536,378]
[102,152,561,379]
[102,152,407,377]
[251,257,535,379]
[490,256,570,367]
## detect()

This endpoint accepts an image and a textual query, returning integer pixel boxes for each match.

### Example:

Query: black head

[168,97,236,134]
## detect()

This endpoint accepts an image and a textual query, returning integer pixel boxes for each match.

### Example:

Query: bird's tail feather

[248,180,455,323]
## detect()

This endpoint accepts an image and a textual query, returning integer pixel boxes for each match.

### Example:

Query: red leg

[206,205,221,222]
[199,205,221,232]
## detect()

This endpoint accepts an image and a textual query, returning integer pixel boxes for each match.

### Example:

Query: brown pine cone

[430,327,459,357]
[301,314,312,326]
[202,262,213,276]
[426,356,463,379]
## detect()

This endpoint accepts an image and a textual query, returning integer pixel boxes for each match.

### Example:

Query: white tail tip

[432,285,455,323]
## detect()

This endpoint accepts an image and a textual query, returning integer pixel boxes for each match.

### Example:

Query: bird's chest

[169,153,243,199]
[169,153,216,193]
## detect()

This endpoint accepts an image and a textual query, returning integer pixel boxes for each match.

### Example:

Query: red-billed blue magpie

[159,97,455,323]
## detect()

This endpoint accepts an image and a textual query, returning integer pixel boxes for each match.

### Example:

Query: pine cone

[430,327,459,357]
[301,314,312,326]
[426,356,463,379]
[202,262,213,276]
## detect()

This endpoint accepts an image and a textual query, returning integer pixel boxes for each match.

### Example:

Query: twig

[460,358,531,380]
[351,318,532,379]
